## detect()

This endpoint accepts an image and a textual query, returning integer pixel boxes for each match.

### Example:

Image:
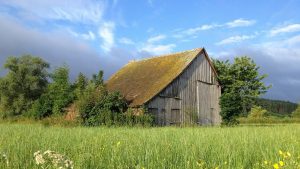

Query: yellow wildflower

[215,166,219,169]
[117,141,121,147]
[224,161,228,165]
[287,152,291,157]
[279,150,283,155]
[196,160,204,167]
[264,160,268,165]
[279,161,284,166]
[273,163,279,169]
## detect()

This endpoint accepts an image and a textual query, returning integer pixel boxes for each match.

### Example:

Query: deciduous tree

[0,55,49,117]
[213,56,270,125]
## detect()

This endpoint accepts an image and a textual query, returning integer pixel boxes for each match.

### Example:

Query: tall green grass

[0,124,300,168]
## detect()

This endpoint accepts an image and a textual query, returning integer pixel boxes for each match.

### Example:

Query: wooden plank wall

[146,53,221,125]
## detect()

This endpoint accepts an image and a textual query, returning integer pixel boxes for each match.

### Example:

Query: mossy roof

[106,48,204,107]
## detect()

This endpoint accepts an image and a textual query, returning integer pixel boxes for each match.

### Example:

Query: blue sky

[0,0,300,102]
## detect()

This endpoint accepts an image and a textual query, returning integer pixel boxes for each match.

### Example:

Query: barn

[106,48,222,125]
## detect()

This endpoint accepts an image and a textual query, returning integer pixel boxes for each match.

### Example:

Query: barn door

[164,98,181,125]
[197,81,220,125]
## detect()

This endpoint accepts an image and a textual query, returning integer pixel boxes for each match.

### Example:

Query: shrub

[248,106,268,119]
[76,85,154,127]
[292,104,300,118]
[29,66,73,119]
[76,80,128,126]
[27,94,53,119]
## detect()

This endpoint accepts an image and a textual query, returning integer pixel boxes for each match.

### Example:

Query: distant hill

[255,98,298,115]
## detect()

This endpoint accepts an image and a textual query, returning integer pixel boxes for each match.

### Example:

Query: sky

[0,0,299,103]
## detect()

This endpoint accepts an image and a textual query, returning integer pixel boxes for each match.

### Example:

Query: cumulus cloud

[216,35,256,45]
[99,22,115,52]
[270,24,300,36]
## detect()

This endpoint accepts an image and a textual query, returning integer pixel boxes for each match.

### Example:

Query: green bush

[76,83,154,127]
[292,104,300,118]
[248,106,268,119]
[29,66,73,119]
[76,75,129,126]
[27,94,53,119]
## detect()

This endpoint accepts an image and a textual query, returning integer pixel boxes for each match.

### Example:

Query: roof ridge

[128,48,203,63]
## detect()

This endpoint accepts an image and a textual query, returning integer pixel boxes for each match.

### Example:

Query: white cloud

[216,35,255,45]
[82,31,96,40]
[173,24,219,38]
[147,34,166,43]
[270,24,300,36]
[173,18,255,39]
[257,34,300,61]
[1,0,106,24]
[69,30,96,41]
[99,22,115,52]
[0,15,103,79]
[141,44,176,55]
[226,18,256,28]
[119,37,134,45]
[185,24,219,35]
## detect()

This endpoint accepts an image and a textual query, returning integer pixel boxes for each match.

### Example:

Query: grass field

[1,124,300,169]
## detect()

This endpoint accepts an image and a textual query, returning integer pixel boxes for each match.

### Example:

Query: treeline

[0,55,153,126]
[255,98,297,115]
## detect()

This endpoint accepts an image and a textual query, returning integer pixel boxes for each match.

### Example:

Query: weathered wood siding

[146,53,221,125]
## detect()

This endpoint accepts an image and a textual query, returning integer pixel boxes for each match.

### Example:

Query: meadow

[0,124,300,169]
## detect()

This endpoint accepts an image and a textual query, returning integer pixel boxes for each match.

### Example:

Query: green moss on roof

[106,48,203,107]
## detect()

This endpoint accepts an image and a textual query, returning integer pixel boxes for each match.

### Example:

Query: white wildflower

[34,150,73,169]
[64,159,74,169]
[44,150,54,156]
[1,152,9,166]
[34,151,45,165]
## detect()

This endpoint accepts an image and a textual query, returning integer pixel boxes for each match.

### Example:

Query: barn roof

[106,48,211,107]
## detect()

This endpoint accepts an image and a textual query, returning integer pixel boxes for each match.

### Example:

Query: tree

[48,66,74,115]
[213,56,270,125]
[0,55,49,117]
[30,66,73,118]
[292,104,300,118]
[91,70,104,87]
[73,72,88,99]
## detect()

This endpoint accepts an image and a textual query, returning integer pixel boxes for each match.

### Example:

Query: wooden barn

[106,48,222,125]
